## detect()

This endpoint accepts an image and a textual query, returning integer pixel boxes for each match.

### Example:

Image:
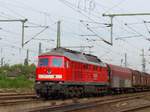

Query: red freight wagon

[146,73,150,86]
[131,70,141,87]
[142,73,150,86]
[108,64,132,88]
[141,73,147,86]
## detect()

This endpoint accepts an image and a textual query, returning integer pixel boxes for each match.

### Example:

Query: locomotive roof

[40,47,107,67]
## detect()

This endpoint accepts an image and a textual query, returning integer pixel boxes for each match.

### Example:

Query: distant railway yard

[0,91,150,112]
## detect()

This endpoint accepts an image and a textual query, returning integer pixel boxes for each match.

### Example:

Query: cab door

[64,59,72,81]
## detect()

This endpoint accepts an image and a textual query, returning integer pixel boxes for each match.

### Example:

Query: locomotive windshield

[38,58,48,66]
[52,58,63,67]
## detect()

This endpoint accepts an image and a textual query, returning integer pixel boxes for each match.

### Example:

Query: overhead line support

[102,13,150,45]
[103,13,150,17]
[110,16,113,45]
[57,21,61,48]
[0,19,28,47]
[22,19,28,47]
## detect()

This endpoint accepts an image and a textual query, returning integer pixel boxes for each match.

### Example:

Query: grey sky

[0,0,150,72]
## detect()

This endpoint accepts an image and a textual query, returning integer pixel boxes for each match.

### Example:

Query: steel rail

[29,92,150,112]
[118,103,150,112]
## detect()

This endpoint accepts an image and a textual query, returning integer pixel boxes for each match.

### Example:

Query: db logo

[47,69,51,75]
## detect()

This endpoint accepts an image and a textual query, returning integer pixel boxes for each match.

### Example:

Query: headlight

[36,81,41,84]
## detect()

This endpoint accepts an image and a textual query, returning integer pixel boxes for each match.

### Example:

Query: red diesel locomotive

[35,47,150,98]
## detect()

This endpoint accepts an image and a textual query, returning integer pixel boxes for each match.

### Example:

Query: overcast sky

[0,0,150,72]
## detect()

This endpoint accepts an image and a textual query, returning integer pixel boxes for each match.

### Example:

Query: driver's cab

[36,55,65,81]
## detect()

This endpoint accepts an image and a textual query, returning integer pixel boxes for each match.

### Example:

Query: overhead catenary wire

[0,12,15,19]
[0,0,59,30]
[0,0,48,16]
[124,23,149,40]
[143,20,150,34]
[24,26,49,46]
[80,20,112,45]
[104,0,127,13]
[115,35,142,40]
[0,0,148,70]
[79,19,137,60]
[0,38,38,53]
[0,0,107,48]
[89,16,143,62]
[59,0,103,23]
[113,18,148,51]
[0,0,57,34]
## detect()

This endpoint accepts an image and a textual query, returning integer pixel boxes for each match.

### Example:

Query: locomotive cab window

[38,58,48,66]
[51,57,63,67]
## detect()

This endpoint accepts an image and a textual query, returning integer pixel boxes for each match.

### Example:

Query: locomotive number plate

[39,74,62,79]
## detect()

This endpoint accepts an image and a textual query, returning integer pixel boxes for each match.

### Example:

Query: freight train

[35,47,150,98]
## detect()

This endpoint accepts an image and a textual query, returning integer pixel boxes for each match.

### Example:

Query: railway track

[117,103,150,112]
[1,91,150,112]
[0,92,37,106]
[0,93,35,100]
[27,92,150,112]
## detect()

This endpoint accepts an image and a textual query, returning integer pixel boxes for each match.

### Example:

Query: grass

[0,75,34,89]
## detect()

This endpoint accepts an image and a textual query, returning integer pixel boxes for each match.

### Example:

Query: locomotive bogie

[35,81,109,99]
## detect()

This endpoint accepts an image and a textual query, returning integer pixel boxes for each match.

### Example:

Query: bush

[0,64,36,90]
[0,75,34,89]
[0,64,36,79]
